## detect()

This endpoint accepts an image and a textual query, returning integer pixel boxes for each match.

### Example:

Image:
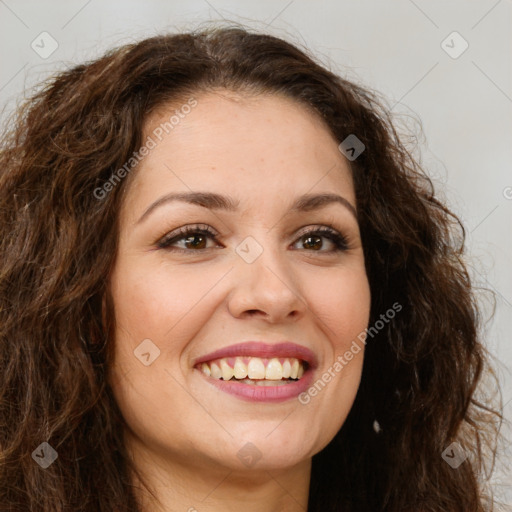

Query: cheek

[110,260,219,344]
[295,268,369,447]
[302,265,371,347]
[107,262,210,446]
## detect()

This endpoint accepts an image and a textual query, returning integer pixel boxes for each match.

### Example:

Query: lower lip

[196,367,315,403]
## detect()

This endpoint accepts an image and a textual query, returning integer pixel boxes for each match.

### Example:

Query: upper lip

[193,341,318,369]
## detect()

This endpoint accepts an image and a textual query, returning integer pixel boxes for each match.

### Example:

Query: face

[108,90,371,476]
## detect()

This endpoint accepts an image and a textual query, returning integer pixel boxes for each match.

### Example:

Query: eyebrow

[136,191,358,224]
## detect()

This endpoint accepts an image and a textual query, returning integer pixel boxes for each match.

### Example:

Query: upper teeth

[199,357,306,380]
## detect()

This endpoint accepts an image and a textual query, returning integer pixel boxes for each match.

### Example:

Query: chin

[212,425,317,471]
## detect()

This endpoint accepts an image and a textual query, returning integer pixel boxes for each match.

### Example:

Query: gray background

[1,0,510,507]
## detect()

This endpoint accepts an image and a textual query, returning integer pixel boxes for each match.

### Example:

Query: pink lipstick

[193,341,317,403]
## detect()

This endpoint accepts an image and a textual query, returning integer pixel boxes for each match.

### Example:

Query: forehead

[122,90,355,220]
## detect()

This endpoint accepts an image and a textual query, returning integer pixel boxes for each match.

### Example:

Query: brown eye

[157,225,220,252]
[301,234,323,250]
[293,227,349,253]
[156,224,349,254]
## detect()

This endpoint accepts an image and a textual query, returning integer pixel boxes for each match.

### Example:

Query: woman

[0,26,504,511]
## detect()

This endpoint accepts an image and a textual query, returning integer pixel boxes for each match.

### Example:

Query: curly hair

[0,26,504,511]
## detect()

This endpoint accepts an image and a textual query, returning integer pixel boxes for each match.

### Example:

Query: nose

[226,241,306,323]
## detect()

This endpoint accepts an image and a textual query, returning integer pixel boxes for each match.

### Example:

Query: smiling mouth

[196,356,308,386]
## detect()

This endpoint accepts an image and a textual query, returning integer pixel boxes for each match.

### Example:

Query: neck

[125,431,311,512]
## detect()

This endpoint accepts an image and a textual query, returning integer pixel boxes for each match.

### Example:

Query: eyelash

[156,223,349,254]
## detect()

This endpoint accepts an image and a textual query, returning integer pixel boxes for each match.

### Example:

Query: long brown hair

[0,26,505,511]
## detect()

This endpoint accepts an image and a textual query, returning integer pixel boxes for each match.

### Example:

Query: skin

[107,90,371,512]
